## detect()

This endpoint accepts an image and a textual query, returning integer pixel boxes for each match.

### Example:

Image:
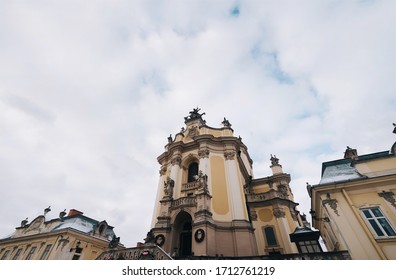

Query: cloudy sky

[1,1,395,247]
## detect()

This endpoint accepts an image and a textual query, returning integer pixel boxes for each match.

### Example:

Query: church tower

[150,108,304,258]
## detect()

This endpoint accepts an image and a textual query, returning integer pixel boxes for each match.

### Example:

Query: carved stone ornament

[277,185,288,199]
[322,193,340,216]
[194,170,209,194]
[224,151,235,160]
[198,148,210,159]
[249,208,258,221]
[163,177,175,199]
[378,191,396,209]
[290,209,298,221]
[155,234,165,247]
[171,155,182,166]
[187,126,199,138]
[159,166,167,175]
[194,229,205,243]
[273,208,286,218]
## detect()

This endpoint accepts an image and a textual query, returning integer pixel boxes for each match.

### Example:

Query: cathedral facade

[149,108,308,258]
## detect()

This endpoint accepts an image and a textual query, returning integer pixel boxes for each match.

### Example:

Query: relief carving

[187,126,199,138]
[277,185,288,199]
[273,208,285,218]
[249,208,258,221]
[378,191,396,209]
[224,151,235,160]
[198,148,210,159]
[171,155,182,166]
[322,193,340,216]
[159,165,167,175]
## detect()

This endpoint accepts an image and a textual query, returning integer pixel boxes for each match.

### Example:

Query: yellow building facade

[0,208,123,260]
[309,134,396,259]
[149,108,309,258]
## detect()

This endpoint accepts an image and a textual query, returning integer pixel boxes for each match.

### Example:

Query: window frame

[12,248,23,260]
[187,162,199,183]
[296,240,322,253]
[360,207,396,239]
[40,244,52,260]
[263,226,278,247]
[1,250,10,260]
[25,246,37,260]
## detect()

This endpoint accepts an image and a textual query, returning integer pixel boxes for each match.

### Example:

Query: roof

[319,159,364,184]
[1,211,116,241]
[289,226,320,242]
[318,150,392,185]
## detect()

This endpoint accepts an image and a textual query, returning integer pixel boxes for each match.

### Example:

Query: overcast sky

[1,1,395,248]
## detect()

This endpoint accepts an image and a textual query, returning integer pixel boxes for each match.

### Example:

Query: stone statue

[109,235,120,249]
[163,177,175,199]
[144,230,155,244]
[270,154,279,166]
[184,107,205,122]
[194,170,209,194]
[221,117,232,128]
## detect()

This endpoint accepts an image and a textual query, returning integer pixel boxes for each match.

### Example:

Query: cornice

[157,134,251,164]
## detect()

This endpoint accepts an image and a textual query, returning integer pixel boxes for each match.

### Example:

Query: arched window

[187,162,199,182]
[96,221,108,237]
[264,226,278,246]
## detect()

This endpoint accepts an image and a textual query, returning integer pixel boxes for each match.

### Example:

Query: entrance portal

[173,211,193,257]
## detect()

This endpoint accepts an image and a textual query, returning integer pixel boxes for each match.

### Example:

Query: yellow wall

[211,155,230,217]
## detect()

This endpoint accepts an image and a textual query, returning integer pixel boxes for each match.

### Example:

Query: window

[187,162,199,182]
[297,240,322,253]
[12,248,23,260]
[264,227,278,246]
[72,247,83,260]
[40,244,52,260]
[1,250,10,260]
[25,247,36,260]
[361,207,396,237]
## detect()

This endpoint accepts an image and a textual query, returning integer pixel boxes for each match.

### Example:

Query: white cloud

[0,1,395,247]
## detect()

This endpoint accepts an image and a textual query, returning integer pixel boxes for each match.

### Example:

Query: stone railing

[181,181,200,192]
[175,251,351,260]
[96,244,172,260]
[171,197,197,209]
[246,189,288,203]
[97,247,350,260]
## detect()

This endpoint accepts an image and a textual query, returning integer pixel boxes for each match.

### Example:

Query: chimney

[67,209,84,216]
[344,146,358,159]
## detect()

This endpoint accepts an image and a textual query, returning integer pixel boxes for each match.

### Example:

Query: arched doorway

[173,211,193,258]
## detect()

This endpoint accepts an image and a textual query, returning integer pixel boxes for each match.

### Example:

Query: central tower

[150,108,257,258]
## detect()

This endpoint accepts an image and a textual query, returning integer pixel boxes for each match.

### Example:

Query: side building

[308,127,396,259]
[0,208,124,260]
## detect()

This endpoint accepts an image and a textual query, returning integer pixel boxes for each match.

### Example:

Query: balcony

[181,181,200,192]
[246,189,288,203]
[171,197,197,209]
